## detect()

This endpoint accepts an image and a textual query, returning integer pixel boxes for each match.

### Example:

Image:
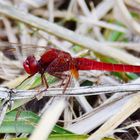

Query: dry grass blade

[29,97,67,140]
[0,102,8,126]
[66,78,140,134]
[0,83,139,99]
[87,94,140,140]
[79,16,128,33]
[116,0,140,35]
[0,88,13,126]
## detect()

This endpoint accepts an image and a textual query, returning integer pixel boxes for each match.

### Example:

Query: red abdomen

[75,58,140,73]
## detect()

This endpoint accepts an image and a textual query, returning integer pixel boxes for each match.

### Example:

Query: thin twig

[0,83,140,100]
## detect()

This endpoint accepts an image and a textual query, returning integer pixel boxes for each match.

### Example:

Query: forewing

[0,41,52,61]
[0,42,52,80]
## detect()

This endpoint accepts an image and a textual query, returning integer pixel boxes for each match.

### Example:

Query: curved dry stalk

[95,0,115,19]
[79,16,128,33]
[116,0,140,35]
[114,122,140,133]
[103,42,140,52]
[125,0,140,10]
[87,94,140,140]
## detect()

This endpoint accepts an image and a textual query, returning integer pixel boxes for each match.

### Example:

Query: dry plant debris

[0,0,139,140]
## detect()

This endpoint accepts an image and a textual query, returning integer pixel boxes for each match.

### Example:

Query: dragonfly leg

[16,75,33,88]
[50,72,65,86]
[41,74,49,89]
[51,72,71,94]
[63,74,71,94]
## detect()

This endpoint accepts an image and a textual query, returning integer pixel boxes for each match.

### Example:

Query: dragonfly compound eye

[23,55,39,75]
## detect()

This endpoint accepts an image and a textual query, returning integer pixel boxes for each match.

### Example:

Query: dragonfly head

[23,55,39,75]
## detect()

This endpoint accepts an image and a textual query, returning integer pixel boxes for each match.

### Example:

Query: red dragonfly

[23,48,140,91]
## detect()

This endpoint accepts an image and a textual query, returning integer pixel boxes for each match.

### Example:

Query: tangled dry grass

[0,0,140,140]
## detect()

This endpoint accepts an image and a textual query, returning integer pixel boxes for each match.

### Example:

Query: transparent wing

[0,41,53,60]
[0,41,53,80]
